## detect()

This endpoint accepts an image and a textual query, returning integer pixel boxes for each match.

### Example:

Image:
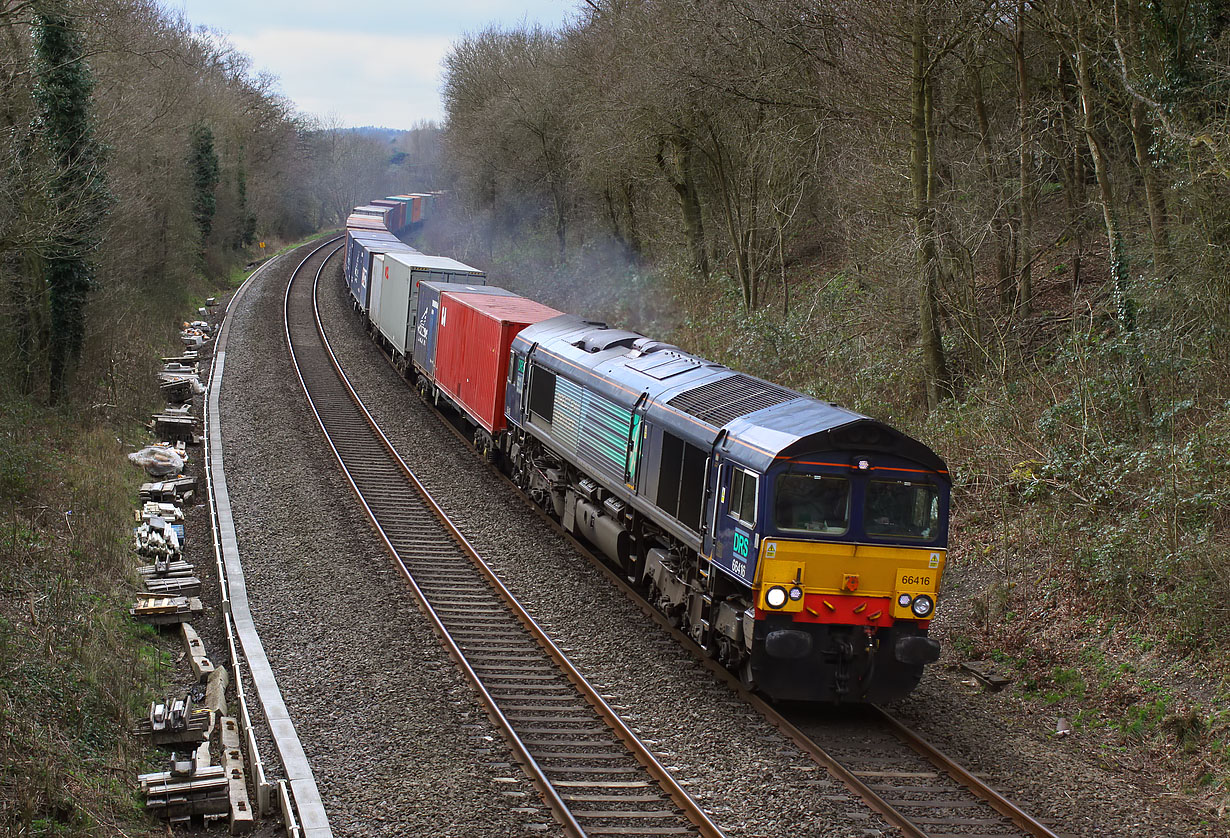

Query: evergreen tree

[234,156,257,249]
[32,0,111,401]
[189,123,219,251]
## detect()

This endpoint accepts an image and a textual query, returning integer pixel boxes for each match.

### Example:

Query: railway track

[283,241,725,838]
[307,255,1070,838]
[774,703,1066,838]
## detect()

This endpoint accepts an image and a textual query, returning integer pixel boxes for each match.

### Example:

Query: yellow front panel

[757,539,945,615]
[757,559,806,612]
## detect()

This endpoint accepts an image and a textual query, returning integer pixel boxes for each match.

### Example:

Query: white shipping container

[372,252,486,357]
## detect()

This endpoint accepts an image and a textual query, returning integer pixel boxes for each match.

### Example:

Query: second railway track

[282,238,724,838]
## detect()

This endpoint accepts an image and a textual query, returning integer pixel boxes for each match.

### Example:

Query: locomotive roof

[515,316,947,475]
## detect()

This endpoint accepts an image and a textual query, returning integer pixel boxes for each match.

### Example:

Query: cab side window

[729,468,758,527]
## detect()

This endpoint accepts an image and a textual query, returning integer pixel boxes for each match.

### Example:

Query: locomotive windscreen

[865,481,940,540]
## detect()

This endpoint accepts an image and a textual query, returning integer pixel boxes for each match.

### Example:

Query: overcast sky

[168,1,580,130]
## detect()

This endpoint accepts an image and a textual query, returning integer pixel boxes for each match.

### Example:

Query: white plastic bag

[128,446,184,477]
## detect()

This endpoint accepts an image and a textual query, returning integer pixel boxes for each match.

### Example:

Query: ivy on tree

[32,0,111,402]
[189,123,220,253]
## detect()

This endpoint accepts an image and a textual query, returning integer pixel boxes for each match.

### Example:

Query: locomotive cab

[747,453,948,703]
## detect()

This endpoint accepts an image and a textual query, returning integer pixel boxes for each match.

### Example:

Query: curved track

[312,256,1070,838]
[206,240,342,838]
[283,241,725,838]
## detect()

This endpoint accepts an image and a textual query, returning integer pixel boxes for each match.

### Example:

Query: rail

[284,236,727,838]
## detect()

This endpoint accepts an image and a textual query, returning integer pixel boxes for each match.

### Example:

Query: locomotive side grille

[577,389,636,484]
[667,374,797,427]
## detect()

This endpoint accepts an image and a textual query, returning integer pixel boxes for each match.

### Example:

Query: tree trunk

[1015,0,1034,318]
[622,182,643,261]
[553,186,567,258]
[969,63,1009,302]
[1116,0,1169,274]
[912,4,951,410]
[1128,100,1169,272]
[656,134,709,279]
[1074,31,1153,424]
[1056,55,1085,293]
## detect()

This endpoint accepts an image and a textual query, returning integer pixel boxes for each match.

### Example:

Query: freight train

[341,196,950,703]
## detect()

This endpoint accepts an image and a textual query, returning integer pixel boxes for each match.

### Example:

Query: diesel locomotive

[343,197,949,704]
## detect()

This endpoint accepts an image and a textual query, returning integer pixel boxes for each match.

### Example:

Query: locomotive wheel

[739,660,756,692]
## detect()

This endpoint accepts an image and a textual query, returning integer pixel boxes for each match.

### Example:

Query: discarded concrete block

[219,716,254,833]
[151,413,200,443]
[141,762,229,820]
[180,623,216,682]
[138,560,195,578]
[206,666,229,718]
[139,477,197,504]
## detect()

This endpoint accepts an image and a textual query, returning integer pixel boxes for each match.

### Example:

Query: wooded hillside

[437,0,1230,803]
[0,0,434,406]
[0,2,419,832]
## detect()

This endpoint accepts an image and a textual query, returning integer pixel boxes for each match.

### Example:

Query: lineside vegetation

[434,0,1230,807]
[0,1,424,832]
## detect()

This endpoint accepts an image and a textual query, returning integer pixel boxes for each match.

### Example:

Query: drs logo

[732,529,750,559]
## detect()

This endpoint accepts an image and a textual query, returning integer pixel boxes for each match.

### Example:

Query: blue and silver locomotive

[502,316,949,703]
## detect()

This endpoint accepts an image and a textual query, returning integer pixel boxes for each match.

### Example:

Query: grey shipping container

[370,252,487,358]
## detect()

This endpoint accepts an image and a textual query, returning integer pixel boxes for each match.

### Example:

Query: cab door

[712,459,760,586]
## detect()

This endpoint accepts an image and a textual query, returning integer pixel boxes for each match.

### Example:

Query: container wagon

[414,287,561,458]
[344,232,418,314]
[368,253,486,370]
[370,199,406,234]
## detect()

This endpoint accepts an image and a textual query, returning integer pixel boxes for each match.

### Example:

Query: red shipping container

[434,292,562,433]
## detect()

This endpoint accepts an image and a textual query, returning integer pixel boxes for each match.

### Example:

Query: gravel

[215,246,558,838]
[311,254,893,838]
[890,662,1226,836]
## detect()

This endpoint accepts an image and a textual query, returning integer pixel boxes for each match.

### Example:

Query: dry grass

[0,388,170,836]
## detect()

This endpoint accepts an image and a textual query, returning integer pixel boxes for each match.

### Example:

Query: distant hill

[349,123,439,143]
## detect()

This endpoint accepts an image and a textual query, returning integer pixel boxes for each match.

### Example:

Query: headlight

[910,594,934,618]
[765,585,788,609]
[788,586,803,602]
[898,593,912,608]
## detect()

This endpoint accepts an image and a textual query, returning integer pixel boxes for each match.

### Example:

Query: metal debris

[134,691,211,745]
[960,660,1013,691]
[139,477,197,504]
